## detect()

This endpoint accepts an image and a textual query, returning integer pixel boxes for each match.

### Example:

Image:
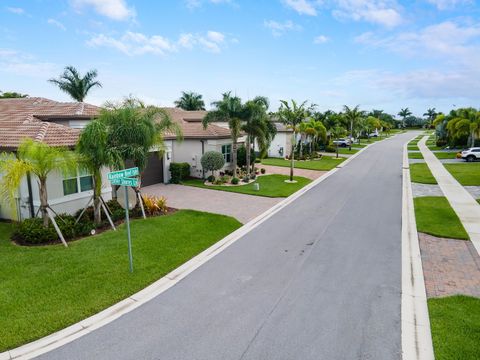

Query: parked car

[332,138,351,147]
[460,147,480,162]
[368,132,379,137]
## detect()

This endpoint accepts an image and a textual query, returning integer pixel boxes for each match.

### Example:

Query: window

[222,144,232,163]
[63,169,93,196]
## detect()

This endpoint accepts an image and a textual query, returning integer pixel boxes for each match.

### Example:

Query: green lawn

[414,197,468,239]
[408,145,420,151]
[410,163,438,184]
[0,211,241,351]
[336,147,359,155]
[444,163,480,186]
[429,295,480,360]
[261,156,345,171]
[182,174,311,198]
[408,152,424,159]
[428,144,446,151]
[435,152,459,159]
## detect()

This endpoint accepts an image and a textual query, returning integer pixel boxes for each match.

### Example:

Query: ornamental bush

[201,151,225,175]
[169,162,190,184]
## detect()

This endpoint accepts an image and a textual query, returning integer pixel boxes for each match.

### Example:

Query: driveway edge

[401,140,435,360]
[1,139,378,360]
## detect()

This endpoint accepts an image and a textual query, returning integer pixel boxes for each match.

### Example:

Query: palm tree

[446,108,480,147]
[77,119,121,226]
[49,66,102,102]
[398,108,412,128]
[343,105,364,144]
[203,92,243,173]
[306,119,327,155]
[330,126,347,158]
[277,100,314,181]
[174,91,206,111]
[423,108,437,129]
[0,139,77,228]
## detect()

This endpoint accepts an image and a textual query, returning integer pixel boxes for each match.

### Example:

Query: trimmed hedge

[169,162,190,184]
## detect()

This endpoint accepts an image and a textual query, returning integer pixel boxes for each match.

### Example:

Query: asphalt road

[38,132,411,360]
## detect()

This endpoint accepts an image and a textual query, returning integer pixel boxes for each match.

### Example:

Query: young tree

[203,92,243,173]
[174,91,206,111]
[343,105,364,145]
[277,100,315,181]
[201,151,225,178]
[0,139,77,227]
[49,66,102,102]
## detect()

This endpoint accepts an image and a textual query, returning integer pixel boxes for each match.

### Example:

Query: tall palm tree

[174,91,206,111]
[77,119,121,225]
[203,92,243,173]
[398,108,412,128]
[423,108,437,129]
[446,108,480,147]
[306,119,327,154]
[343,105,364,142]
[49,66,102,102]
[0,139,77,227]
[277,100,314,181]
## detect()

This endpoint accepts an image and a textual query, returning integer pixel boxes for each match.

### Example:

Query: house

[266,122,293,158]
[0,98,238,220]
[0,97,110,221]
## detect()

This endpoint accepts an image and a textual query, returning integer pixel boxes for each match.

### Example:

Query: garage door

[141,152,164,187]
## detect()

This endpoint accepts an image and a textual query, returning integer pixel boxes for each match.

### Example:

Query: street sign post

[108,167,139,272]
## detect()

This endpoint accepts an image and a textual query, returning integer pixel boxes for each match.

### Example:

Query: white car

[461,147,480,162]
[332,138,351,147]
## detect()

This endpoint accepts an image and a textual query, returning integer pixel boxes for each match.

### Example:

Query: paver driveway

[38,132,412,360]
[142,183,282,223]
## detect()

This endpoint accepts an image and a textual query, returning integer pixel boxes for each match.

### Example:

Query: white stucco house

[0,98,238,220]
[266,122,293,158]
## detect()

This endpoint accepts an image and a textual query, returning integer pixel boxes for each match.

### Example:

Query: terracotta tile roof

[0,97,99,150]
[162,107,232,139]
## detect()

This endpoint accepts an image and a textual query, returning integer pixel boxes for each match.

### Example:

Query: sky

[1,0,479,116]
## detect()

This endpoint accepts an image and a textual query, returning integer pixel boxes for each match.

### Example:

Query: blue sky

[1,0,479,116]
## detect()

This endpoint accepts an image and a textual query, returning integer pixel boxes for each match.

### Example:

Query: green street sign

[110,177,139,187]
[108,167,139,181]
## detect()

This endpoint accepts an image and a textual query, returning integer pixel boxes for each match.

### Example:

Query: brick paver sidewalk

[419,233,480,298]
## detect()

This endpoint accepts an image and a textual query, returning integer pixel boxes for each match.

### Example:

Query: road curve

[38,132,412,360]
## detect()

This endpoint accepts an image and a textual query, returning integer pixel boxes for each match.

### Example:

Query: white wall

[268,132,290,158]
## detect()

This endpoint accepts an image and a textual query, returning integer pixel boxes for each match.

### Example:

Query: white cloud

[333,0,402,28]
[6,7,25,15]
[185,0,233,9]
[313,34,329,43]
[47,19,66,31]
[0,49,59,77]
[426,0,471,10]
[71,0,135,21]
[264,20,301,36]
[87,30,230,55]
[282,0,318,16]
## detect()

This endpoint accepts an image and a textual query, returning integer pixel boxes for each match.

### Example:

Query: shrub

[13,218,57,245]
[207,175,215,183]
[55,213,78,240]
[237,145,256,167]
[142,194,168,215]
[254,158,261,163]
[242,176,250,182]
[111,208,125,222]
[201,151,225,175]
[169,162,190,184]
[436,139,447,147]
[260,168,266,174]
[325,145,336,153]
[231,177,239,185]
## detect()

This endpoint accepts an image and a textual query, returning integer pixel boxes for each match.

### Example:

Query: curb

[401,138,435,360]
[1,138,380,360]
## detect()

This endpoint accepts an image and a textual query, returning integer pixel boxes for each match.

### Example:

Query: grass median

[444,163,480,185]
[182,174,311,198]
[410,163,438,184]
[0,210,241,352]
[414,196,468,239]
[261,156,344,171]
[429,295,480,360]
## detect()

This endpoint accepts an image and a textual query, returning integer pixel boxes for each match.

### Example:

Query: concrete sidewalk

[418,136,480,255]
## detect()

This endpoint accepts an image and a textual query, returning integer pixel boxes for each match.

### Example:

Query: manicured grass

[334,147,359,155]
[0,211,241,351]
[182,174,311,198]
[444,163,480,186]
[408,152,423,159]
[428,145,446,151]
[261,156,345,171]
[434,152,460,159]
[408,145,420,151]
[410,163,438,184]
[414,197,468,239]
[429,295,480,360]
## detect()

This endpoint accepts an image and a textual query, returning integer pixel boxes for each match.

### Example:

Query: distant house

[266,122,293,158]
[0,99,240,220]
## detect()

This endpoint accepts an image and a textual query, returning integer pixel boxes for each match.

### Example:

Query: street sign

[108,167,139,181]
[110,177,139,187]
[107,167,140,273]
